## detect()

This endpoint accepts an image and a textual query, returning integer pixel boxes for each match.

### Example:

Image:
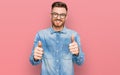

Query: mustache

[55,19,62,22]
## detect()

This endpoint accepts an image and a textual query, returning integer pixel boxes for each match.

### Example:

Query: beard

[52,19,65,28]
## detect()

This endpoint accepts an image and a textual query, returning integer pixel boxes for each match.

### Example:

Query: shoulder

[66,28,81,42]
[35,27,50,38]
[37,27,49,34]
[66,27,79,36]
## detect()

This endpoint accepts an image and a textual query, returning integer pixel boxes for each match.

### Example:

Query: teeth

[56,20,61,23]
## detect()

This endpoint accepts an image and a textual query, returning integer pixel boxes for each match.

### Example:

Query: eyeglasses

[51,12,67,19]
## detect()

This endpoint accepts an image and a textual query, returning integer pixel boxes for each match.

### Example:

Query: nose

[57,15,61,19]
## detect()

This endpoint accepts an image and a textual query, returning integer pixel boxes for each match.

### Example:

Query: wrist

[34,57,39,62]
[73,53,79,57]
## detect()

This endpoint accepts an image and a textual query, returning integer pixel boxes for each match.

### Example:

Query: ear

[65,11,68,20]
[65,14,68,20]
[50,12,53,20]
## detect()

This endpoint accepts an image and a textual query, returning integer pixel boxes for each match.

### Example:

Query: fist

[69,34,79,55]
[34,41,44,61]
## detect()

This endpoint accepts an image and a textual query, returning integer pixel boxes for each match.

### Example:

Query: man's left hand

[69,34,79,55]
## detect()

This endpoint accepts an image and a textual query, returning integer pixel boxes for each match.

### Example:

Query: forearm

[72,49,85,65]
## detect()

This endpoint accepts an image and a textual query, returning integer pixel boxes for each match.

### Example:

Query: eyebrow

[52,12,66,14]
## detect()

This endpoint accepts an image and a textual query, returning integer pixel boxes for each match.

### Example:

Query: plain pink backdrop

[0,0,120,75]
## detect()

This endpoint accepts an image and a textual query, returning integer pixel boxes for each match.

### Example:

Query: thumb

[71,34,75,43]
[38,41,42,47]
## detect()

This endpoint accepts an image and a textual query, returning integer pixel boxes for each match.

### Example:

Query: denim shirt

[29,26,85,75]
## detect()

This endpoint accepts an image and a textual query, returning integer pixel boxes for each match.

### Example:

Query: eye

[61,14,66,16]
[53,13,58,16]
[60,14,66,18]
[51,12,58,17]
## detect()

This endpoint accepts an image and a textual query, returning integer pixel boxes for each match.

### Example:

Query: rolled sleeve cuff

[29,54,42,65]
[73,51,85,65]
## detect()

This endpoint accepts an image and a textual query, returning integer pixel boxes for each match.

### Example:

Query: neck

[52,25,64,32]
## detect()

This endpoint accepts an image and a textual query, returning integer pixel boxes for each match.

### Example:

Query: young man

[30,1,85,75]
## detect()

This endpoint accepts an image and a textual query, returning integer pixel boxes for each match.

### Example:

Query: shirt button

[56,50,58,52]
[56,69,59,72]
[56,60,59,62]
[56,41,59,43]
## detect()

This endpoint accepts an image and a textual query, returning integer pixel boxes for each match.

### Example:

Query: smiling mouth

[56,20,62,24]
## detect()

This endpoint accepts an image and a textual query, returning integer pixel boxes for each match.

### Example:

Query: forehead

[52,7,67,14]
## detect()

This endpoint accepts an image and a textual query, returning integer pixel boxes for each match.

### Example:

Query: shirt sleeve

[72,33,85,65]
[29,32,42,65]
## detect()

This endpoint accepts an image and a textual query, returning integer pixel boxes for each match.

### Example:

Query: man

[29,1,85,75]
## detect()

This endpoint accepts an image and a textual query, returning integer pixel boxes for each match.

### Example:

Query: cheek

[62,18,66,21]
[52,18,56,21]
[62,19,65,23]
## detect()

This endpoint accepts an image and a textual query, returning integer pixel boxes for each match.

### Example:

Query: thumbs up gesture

[69,34,79,55]
[34,41,44,61]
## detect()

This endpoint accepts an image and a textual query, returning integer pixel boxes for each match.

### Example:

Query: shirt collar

[49,26,67,34]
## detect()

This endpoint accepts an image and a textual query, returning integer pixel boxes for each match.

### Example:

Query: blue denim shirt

[29,26,85,75]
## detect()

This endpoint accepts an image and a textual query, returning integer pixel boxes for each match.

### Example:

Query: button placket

[55,32,60,75]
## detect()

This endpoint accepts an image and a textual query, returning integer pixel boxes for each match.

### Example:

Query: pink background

[0,0,120,75]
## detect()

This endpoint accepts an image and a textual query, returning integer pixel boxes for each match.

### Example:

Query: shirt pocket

[42,44,54,59]
[62,50,72,60]
[43,51,53,59]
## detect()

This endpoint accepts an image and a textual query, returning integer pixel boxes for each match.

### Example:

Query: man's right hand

[34,41,44,61]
